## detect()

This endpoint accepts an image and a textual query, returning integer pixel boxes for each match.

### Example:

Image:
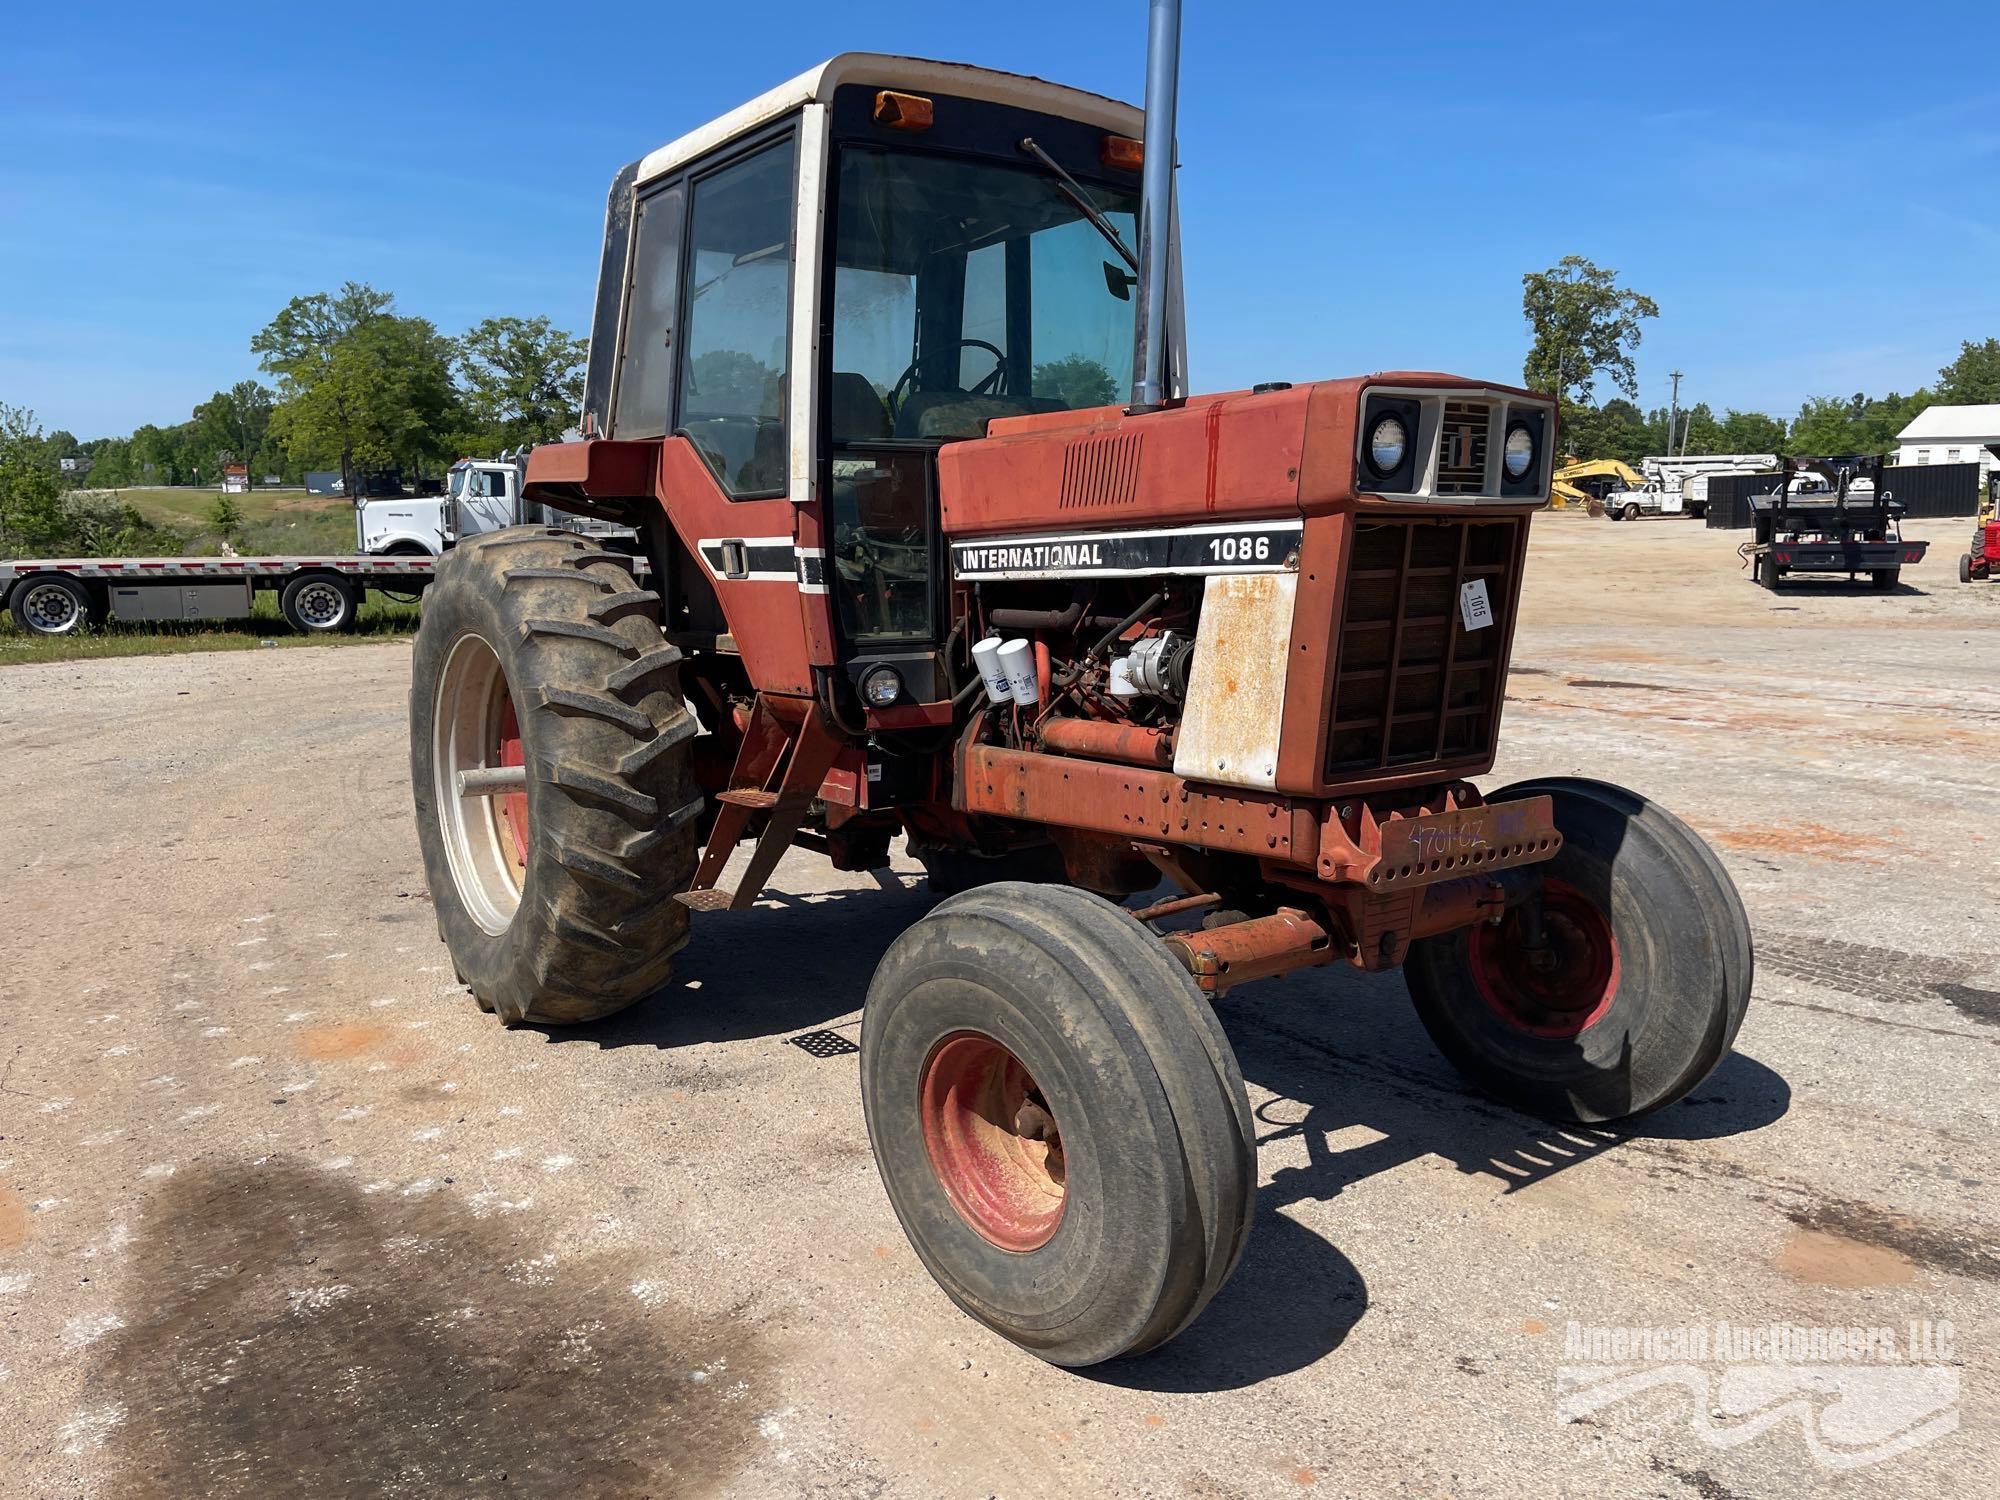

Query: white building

[1895,404,2000,487]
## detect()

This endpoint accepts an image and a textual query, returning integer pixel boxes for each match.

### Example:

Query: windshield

[447,467,469,498]
[827,147,1139,444]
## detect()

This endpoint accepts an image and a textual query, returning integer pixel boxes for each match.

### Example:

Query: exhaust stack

[1129,0,1181,412]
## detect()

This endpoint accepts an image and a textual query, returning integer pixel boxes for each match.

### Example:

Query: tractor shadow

[1093,960,1790,1394]
[536,868,934,1050]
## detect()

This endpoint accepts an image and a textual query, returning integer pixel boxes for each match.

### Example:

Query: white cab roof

[635,53,1141,186]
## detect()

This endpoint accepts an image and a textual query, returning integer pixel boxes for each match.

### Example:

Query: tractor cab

[537,55,1175,695]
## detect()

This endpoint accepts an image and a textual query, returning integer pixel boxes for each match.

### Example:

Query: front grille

[1434,401,1491,495]
[1325,514,1523,778]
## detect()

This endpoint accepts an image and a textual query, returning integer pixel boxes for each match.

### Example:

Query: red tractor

[1961,489,1998,582]
[409,6,1751,1367]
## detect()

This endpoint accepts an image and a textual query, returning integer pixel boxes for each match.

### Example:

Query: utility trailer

[0,554,446,636]
[1741,456,1927,591]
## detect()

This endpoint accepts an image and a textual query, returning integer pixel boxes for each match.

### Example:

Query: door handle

[720,540,749,579]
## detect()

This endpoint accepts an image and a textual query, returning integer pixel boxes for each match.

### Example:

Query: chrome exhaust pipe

[1129,0,1181,413]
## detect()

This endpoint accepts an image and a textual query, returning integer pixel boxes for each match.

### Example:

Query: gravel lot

[1,516,1995,1498]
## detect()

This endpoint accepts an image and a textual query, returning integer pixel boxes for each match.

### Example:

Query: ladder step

[716,788,781,810]
[673,889,734,912]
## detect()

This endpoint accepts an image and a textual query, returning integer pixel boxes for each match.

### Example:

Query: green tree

[1560,398,1648,464]
[1031,355,1119,410]
[457,315,587,448]
[269,314,462,494]
[0,404,67,553]
[208,495,244,535]
[1715,409,1788,453]
[1936,339,2000,405]
[189,381,275,480]
[250,282,395,383]
[1521,256,1659,411]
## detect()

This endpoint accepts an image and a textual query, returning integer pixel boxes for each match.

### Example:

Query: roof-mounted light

[873,90,933,131]
[1101,134,1144,171]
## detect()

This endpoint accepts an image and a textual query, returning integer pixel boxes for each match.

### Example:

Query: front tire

[409,529,703,1024]
[1404,778,1752,1123]
[861,882,1255,1366]
[1621,502,1642,522]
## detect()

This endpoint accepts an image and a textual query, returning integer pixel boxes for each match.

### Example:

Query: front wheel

[1958,553,1973,584]
[861,882,1256,1366]
[1621,502,1642,522]
[10,574,106,636]
[1404,778,1752,1123]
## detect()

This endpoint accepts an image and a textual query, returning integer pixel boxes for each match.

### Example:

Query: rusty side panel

[1173,571,1296,790]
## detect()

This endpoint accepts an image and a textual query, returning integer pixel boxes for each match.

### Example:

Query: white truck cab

[354,459,527,556]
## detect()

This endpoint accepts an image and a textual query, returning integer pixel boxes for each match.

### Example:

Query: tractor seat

[894,388,1034,441]
[830,371,890,441]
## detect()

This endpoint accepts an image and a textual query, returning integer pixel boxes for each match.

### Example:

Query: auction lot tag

[1459,578,1493,631]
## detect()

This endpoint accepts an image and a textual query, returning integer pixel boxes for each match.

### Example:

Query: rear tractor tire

[860,882,1256,1366]
[409,528,704,1024]
[1404,777,1752,1124]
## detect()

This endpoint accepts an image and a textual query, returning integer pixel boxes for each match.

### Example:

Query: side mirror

[1103,261,1135,301]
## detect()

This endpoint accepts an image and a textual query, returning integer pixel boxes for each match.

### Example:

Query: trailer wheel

[10,574,105,636]
[409,528,702,1024]
[861,882,1255,1366]
[280,573,360,633]
[1871,568,1901,591]
[1404,777,1752,1123]
[1755,551,1780,590]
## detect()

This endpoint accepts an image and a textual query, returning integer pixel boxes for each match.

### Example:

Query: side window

[680,139,796,496]
[613,184,686,439]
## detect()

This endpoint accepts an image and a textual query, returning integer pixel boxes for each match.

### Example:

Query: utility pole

[1667,370,1684,458]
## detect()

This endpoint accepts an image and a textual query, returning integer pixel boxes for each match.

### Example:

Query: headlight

[1503,423,1536,480]
[1367,415,1408,475]
[860,665,903,708]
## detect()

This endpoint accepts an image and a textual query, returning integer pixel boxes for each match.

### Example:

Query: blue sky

[3,0,1996,439]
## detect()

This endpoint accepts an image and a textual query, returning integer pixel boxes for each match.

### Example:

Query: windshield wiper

[1017,137,1138,271]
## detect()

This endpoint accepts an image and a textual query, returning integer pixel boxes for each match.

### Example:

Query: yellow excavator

[1550,458,1645,511]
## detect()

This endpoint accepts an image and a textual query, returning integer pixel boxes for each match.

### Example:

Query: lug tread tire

[1405,777,1752,1123]
[410,528,701,1025]
[861,881,1255,1366]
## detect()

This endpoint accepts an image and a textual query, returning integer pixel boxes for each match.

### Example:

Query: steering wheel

[887,338,1009,424]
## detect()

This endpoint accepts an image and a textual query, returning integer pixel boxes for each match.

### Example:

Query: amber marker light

[1101,134,1144,171]
[873,91,934,131]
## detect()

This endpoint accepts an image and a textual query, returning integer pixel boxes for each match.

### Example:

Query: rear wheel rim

[919,1031,1067,1252]
[295,580,348,628]
[21,582,82,634]
[433,632,526,935]
[1469,878,1620,1038]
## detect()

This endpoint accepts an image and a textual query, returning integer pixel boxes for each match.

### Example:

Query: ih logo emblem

[1448,425,1478,469]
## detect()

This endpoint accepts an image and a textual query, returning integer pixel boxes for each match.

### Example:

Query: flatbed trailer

[1,549,651,637]
[1741,457,1928,591]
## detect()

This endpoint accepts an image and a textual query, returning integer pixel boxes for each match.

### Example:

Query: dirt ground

[1,515,1995,1499]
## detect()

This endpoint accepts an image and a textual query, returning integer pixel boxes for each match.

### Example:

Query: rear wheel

[1404,778,1751,1123]
[1871,568,1901,591]
[861,882,1255,1366]
[1756,551,1780,590]
[280,572,360,633]
[12,575,103,635]
[409,528,704,1024]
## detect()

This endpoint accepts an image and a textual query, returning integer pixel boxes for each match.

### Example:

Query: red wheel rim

[496,692,529,870]
[918,1032,1067,1252]
[1469,878,1620,1038]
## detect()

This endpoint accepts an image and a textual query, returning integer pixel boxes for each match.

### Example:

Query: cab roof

[634,53,1143,186]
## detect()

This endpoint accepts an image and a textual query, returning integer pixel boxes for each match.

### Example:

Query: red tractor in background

[408,3,1752,1366]
[1961,484,1998,582]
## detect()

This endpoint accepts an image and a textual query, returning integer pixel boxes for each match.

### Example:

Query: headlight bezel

[1502,422,1536,481]
[859,664,904,709]
[1367,414,1410,477]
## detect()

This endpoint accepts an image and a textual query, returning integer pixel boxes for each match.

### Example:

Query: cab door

[456,468,516,538]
